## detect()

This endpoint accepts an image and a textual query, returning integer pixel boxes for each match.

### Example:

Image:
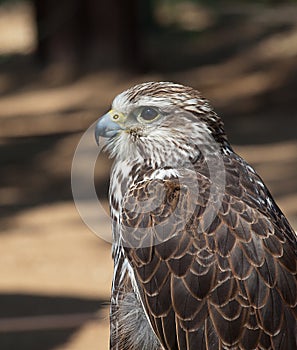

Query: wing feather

[120,153,297,349]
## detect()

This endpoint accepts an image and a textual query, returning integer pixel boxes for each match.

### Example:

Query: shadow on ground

[0,293,107,350]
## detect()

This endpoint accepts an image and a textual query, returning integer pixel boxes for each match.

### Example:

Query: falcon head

[95,82,228,165]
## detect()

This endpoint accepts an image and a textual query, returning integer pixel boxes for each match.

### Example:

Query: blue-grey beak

[95,112,122,145]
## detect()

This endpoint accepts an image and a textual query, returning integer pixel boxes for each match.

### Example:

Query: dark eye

[139,107,159,121]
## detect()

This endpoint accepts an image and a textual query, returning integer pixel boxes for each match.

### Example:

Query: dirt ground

[0,2,297,350]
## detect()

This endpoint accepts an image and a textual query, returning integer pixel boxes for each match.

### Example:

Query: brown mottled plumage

[95,82,297,350]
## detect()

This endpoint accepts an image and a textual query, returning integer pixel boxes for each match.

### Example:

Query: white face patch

[112,91,132,114]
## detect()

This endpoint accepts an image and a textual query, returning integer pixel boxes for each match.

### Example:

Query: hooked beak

[95,111,123,145]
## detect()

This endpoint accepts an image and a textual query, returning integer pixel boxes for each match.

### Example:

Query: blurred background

[0,0,296,349]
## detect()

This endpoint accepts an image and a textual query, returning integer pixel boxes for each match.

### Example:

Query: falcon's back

[116,151,297,350]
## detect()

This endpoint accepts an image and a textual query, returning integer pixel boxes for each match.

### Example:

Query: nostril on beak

[95,112,123,146]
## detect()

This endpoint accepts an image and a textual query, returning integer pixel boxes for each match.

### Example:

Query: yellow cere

[109,109,126,123]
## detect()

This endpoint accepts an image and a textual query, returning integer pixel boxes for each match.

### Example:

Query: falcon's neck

[110,158,145,214]
[108,137,230,247]
[109,156,181,242]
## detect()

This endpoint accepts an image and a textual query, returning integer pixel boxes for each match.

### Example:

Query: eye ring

[138,107,159,122]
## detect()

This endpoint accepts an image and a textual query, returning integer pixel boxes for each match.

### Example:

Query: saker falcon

[95,82,297,350]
